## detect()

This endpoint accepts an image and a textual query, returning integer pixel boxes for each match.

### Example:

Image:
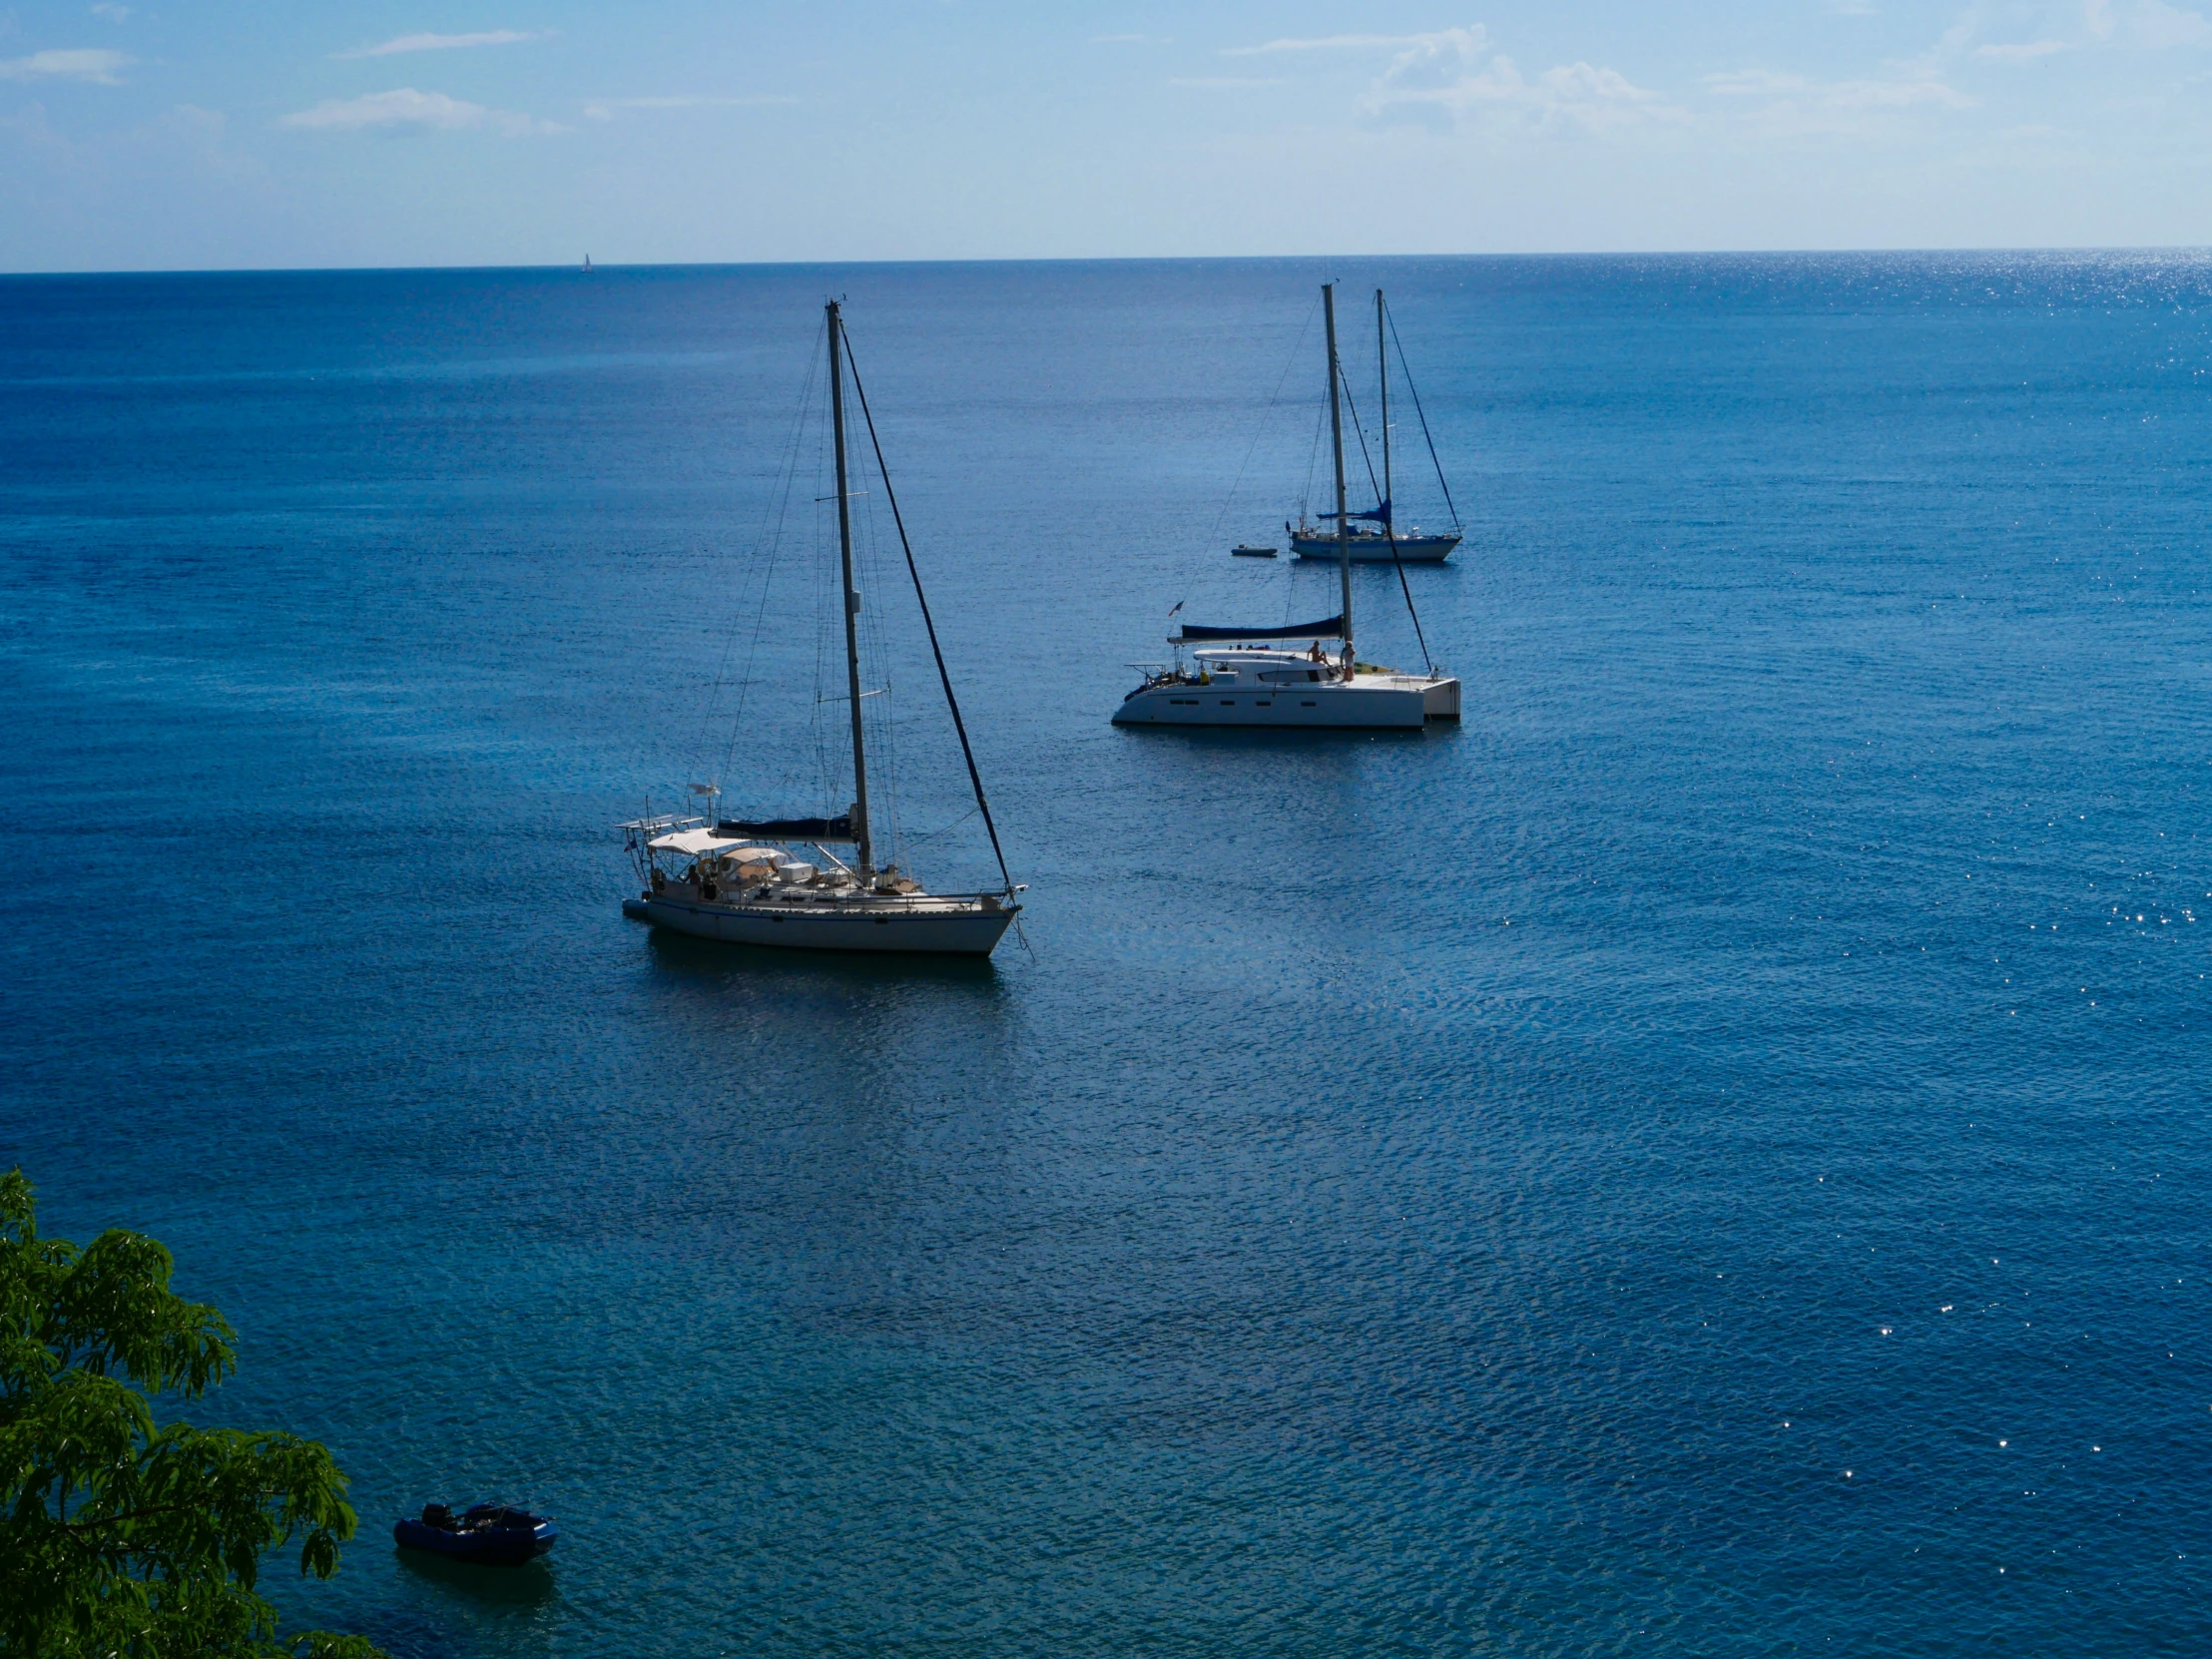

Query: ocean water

[4,252,2212,1655]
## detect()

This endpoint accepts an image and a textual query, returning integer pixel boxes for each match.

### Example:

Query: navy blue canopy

[1176,615,1346,643]
[716,816,855,840]
[1316,499,1391,526]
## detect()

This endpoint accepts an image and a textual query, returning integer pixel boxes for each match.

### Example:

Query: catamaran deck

[1112,649,1458,730]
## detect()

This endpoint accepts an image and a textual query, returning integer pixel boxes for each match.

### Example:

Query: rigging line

[1301,396,1327,516]
[1339,373,1382,507]
[855,481,901,860]
[838,318,1016,895]
[1382,508,1432,673]
[809,427,837,809]
[697,316,823,765]
[1385,300,1461,530]
[901,802,980,848]
[1337,375,1433,674]
[713,319,826,787]
[1205,292,1322,548]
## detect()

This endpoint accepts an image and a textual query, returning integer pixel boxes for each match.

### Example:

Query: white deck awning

[648,829,752,856]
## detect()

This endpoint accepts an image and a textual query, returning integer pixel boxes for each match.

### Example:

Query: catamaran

[1287,288,1461,562]
[1113,283,1460,731]
[619,300,1024,955]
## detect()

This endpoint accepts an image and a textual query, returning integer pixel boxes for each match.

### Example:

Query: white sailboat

[1287,287,1461,561]
[1114,283,1461,731]
[619,300,1024,955]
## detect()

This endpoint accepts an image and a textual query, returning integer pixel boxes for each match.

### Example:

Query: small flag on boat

[1167,600,1184,618]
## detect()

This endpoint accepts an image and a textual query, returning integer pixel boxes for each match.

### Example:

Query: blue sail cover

[1176,614,1346,642]
[716,815,855,840]
[1316,499,1391,525]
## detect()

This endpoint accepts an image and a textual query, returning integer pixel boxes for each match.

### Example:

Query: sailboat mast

[1324,282,1353,672]
[1376,288,1390,523]
[826,299,873,877]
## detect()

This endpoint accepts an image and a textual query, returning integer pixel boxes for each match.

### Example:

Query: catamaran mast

[1376,288,1391,530]
[1324,282,1352,677]
[826,299,873,877]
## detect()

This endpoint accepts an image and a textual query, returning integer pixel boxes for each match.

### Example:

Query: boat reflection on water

[392,1546,562,1604]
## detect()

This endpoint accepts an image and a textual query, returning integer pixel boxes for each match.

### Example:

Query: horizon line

[4,244,2212,280]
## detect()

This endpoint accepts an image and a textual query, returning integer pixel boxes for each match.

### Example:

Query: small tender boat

[1232,543,1278,557]
[394,1502,557,1566]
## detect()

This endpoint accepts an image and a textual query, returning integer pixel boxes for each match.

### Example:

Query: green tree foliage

[0,1170,387,1659]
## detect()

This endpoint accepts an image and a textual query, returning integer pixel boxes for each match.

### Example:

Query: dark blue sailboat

[1288,288,1461,562]
[394,1501,558,1566]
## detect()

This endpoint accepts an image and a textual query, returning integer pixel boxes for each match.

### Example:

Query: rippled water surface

[6,254,2212,1655]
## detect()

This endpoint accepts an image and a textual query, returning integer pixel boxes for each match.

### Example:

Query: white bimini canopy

[648,829,753,857]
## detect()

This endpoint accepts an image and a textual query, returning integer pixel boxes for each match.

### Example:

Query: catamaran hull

[1112,676,1459,729]
[1288,532,1458,562]
[639,895,1015,955]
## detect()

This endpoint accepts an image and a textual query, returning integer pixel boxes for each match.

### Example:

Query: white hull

[1288,531,1458,562]
[640,890,1016,954]
[1113,673,1459,729]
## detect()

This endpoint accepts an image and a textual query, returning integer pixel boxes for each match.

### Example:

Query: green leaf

[0,1170,388,1659]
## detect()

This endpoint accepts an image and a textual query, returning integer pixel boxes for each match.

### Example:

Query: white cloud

[580,94,798,120]
[1225,33,1430,56]
[1701,66,1969,132]
[1092,34,1170,45]
[90,4,132,21]
[1888,20,1976,80]
[0,48,132,83]
[1360,26,1671,132]
[1168,76,1287,88]
[333,30,542,60]
[1704,68,1810,96]
[1973,39,2071,60]
[280,87,557,136]
[1824,77,1972,107]
[2130,0,2212,47]
[1704,14,1976,129]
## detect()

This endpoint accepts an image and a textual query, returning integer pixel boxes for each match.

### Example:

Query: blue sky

[3,2,2210,270]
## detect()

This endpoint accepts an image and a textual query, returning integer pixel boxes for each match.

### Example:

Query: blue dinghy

[393,1502,557,1565]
